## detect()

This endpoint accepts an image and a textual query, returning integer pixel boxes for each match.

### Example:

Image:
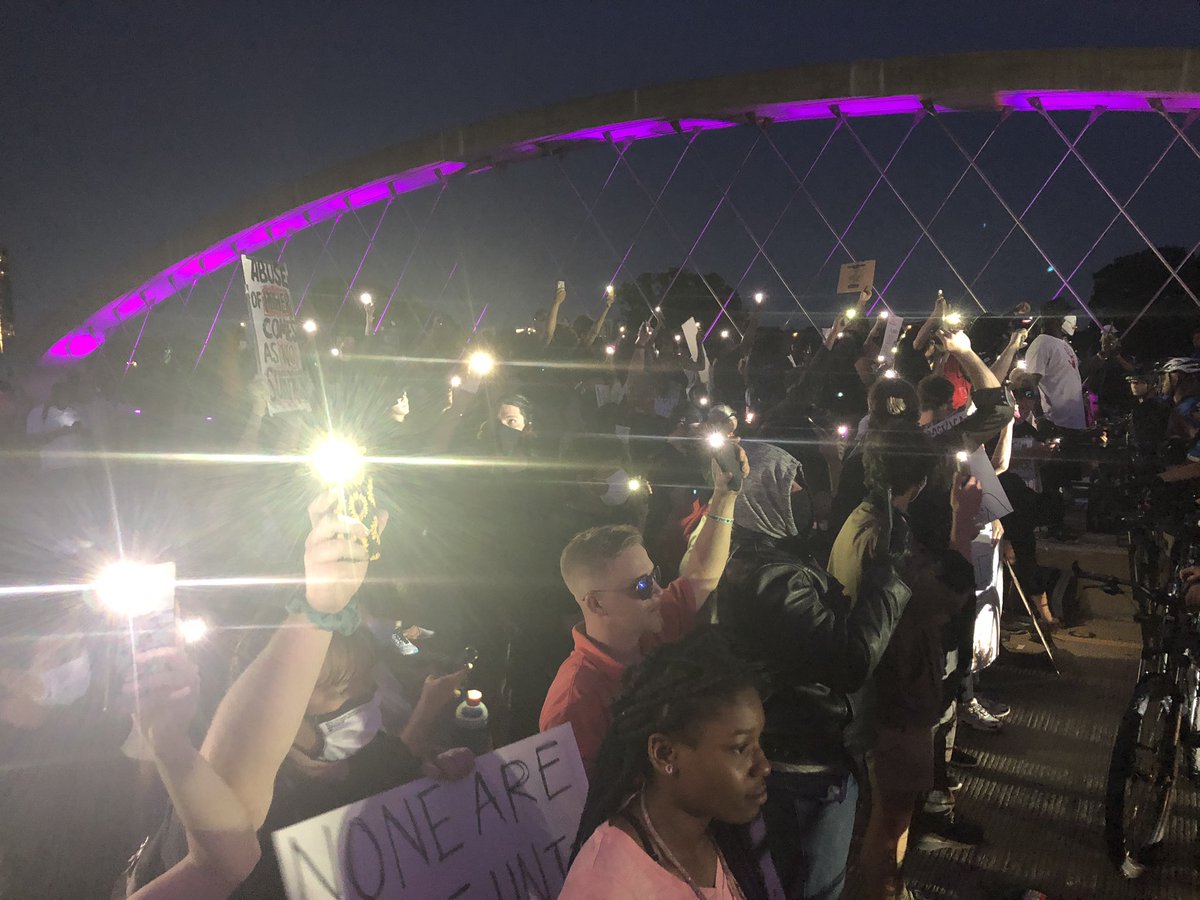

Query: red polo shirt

[539,578,698,775]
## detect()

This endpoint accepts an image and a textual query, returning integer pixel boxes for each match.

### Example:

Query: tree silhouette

[613,267,743,333]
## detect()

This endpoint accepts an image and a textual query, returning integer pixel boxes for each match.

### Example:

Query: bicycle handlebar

[1071,562,1161,605]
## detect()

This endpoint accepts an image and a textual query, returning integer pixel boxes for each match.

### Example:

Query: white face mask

[1061,315,1077,337]
[314,692,383,761]
[601,468,632,506]
[39,651,92,707]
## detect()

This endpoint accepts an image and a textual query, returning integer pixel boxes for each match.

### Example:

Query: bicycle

[1074,562,1200,878]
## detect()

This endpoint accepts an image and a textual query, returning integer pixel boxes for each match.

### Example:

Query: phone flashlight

[705,432,744,491]
[450,374,463,388]
[879,310,889,320]
[837,424,850,439]
[955,450,970,464]
[557,280,565,291]
[698,396,710,407]
[883,369,897,379]
[944,312,963,328]
[876,355,886,363]
[754,292,765,305]
[720,329,730,339]
[1016,359,1028,370]
[674,334,683,343]
[179,617,209,644]
[844,308,857,320]
[605,284,615,296]
[310,434,381,561]
[467,351,496,377]
[627,478,642,492]
[605,345,616,356]
[95,560,177,702]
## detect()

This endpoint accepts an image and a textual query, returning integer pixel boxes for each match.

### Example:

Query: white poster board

[242,256,310,415]
[272,725,586,900]
[966,445,1014,523]
[836,259,876,294]
[680,317,700,363]
[880,315,904,353]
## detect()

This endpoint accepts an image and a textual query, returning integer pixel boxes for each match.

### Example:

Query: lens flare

[706,432,726,449]
[310,434,365,486]
[627,478,642,492]
[94,561,176,619]
[179,617,209,644]
[467,351,495,376]
[302,319,318,334]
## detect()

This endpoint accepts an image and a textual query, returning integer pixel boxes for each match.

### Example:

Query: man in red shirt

[539,449,748,774]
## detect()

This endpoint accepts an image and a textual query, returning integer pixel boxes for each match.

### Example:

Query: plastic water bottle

[455,689,492,755]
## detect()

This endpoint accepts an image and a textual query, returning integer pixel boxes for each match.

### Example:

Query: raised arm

[913,292,947,351]
[130,648,261,897]
[940,329,1000,391]
[583,289,616,348]
[678,447,749,604]
[541,283,567,348]
[990,328,1028,383]
[200,492,378,828]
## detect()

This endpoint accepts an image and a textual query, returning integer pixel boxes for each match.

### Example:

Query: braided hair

[570,627,772,900]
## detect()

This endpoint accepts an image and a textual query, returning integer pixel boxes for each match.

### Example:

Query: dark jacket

[715,531,910,767]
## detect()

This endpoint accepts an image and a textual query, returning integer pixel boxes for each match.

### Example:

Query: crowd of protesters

[4,277,1200,899]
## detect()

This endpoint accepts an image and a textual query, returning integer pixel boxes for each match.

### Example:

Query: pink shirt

[560,822,742,899]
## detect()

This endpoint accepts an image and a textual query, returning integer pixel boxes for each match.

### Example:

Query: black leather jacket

[715,530,911,767]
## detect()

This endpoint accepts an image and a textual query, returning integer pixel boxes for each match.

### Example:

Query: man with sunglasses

[540,447,749,774]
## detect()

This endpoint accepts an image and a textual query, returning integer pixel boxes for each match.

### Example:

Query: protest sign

[880,315,904,354]
[966,445,1014,523]
[241,256,310,415]
[681,317,700,363]
[836,259,876,294]
[272,725,587,900]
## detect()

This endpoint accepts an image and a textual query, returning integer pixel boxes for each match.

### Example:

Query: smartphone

[104,562,177,708]
[340,475,382,562]
[710,439,744,492]
[557,280,565,291]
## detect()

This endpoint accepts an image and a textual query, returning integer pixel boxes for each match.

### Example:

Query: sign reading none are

[272,725,587,899]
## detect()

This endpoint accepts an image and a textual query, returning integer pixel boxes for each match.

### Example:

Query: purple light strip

[472,303,489,332]
[45,91,1200,364]
[124,295,150,373]
[1031,98,1200,312]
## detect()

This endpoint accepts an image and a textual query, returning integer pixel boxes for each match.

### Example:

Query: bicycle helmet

[1156,357,1200,376]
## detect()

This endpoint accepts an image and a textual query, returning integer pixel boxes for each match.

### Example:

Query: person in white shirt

[1015,310,1086,539]
[25,382,86,470]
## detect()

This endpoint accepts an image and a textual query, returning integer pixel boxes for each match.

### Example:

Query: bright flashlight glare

[754,292,764,304]
[880,310,889,319]
[890,346,899,354]
[706,432,726,449]
[605,345,616,356]
[654,305,662,314]
[1016,359,1028,370]
[720,329,730,339]
[467,351,496,376]
[606,284,615,295]
[450,374,462,388]
[837,424,850,438]
[627,478,642,492]
[310,435,365,486]
[956,450,970,464]
[302,318,318,334]
[845,308,857,320]
[744,410,755,424]
[95,561,175,619]
[359,292,373,306]
[877,355,886,363]
[944,312,963,327]
[179,617,209,644]
[884,369,897,379]
[330,347,341,357]
[674,334,683,343]
[619,325,627,333]
[836,332,845,340]
[698,396,710,406]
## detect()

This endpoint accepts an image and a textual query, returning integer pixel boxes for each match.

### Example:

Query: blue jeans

[762,768,858,900]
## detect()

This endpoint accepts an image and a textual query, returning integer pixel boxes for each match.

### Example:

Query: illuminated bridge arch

[42,47,1200,365]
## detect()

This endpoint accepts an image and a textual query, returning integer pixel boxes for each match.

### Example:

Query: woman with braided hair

[560,628,780,899]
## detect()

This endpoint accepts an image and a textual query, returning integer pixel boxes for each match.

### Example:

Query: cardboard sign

[272,725,587,900]
[836,259,876,294]
[681,317,700,363]
[241,256,311,415]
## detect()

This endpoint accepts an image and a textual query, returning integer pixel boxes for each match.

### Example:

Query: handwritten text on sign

[242,255,311,415]
[272,725,587,900]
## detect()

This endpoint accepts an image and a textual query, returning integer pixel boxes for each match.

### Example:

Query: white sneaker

[959,698,1002,732]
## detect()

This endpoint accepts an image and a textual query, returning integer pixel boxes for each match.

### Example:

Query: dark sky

[3,0,1199,342]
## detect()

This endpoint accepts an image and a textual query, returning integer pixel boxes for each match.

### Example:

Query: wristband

[707,514,735,526]
[286,592,362,635]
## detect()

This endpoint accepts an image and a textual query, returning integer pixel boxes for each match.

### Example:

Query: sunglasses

[593,565,661,602]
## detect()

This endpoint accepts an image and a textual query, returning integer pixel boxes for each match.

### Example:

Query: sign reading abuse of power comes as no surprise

[272,725,587,899]
[242,255,311,415]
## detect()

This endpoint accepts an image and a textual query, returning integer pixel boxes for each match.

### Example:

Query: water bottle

[454,689,492,756]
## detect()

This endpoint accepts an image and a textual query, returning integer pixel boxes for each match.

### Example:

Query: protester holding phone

[125,491,474,898]
[540,445,749,775]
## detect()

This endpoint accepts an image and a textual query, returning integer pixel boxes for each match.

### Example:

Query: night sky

[3,1,1199,347]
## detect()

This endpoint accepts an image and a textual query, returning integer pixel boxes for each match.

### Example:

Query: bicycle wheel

[1104,673,1182,878]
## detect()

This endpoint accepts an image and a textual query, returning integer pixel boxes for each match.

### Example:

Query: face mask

[39,651,92,707]
[601,469,631,506]
[314,692,383,761]
[495,423,524,456]
[1061,315,1077,337]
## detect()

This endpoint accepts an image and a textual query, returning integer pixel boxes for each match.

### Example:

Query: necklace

[637,792,745,900]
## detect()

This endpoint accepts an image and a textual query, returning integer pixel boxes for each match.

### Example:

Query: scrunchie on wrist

[285,591,361,636]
